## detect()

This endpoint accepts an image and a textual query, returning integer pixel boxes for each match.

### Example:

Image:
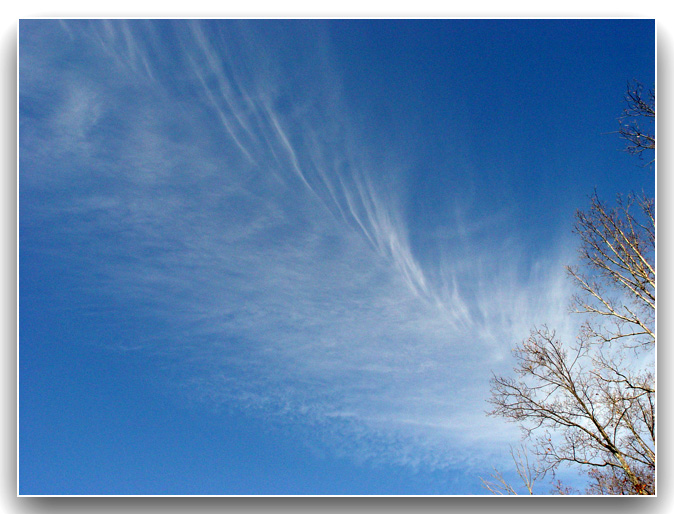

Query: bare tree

[480,445,541,495]
[567,193,655,350]
[486,83,655,495]
[489,326,654,494]
[586,464,655,495]
[618,82,655,165]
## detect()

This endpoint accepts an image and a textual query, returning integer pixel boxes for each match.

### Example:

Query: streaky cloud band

[20,19,580,472]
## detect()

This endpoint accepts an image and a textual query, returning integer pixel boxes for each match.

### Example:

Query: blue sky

[19,19,654,495]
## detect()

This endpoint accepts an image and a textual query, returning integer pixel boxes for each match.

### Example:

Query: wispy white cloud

[20,20,581,474]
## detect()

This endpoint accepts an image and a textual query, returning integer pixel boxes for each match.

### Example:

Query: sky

[19,18,655,495]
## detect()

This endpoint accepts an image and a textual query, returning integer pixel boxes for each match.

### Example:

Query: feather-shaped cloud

[20,19,580,473]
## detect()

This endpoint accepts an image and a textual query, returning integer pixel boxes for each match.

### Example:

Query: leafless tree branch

[486,82,655,495]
